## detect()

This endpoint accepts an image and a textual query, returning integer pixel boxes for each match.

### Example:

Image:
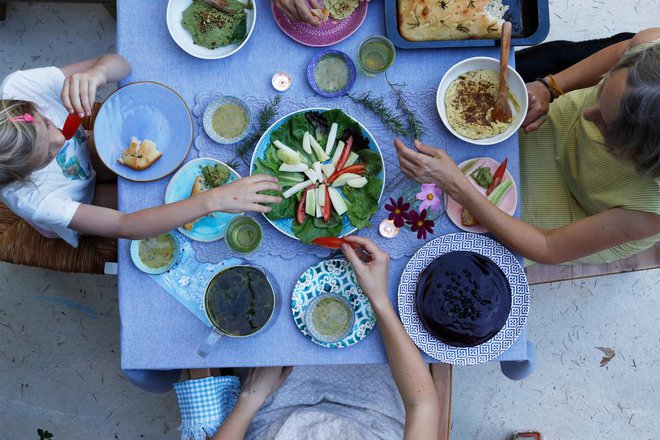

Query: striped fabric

[518,81,660,265]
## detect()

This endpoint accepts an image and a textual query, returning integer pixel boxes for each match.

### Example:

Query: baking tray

[384,0,549,48]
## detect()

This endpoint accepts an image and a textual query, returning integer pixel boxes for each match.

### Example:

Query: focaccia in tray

[397,0,509,41]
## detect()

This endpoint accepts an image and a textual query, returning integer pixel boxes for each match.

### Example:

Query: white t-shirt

[0,66,95,247]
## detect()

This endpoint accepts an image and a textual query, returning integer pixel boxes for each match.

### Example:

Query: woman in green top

[395,28,660,265]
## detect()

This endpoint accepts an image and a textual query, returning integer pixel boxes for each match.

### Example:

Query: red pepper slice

[327,164,366,184]
[61,113,82,140]
[311,237,356,250]
[486,158,508,195]
[296,184,316,224]
[335,135,353,171]
[322,185,332,222]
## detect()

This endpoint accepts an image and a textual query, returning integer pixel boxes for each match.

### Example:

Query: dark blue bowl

[306,49,356,98]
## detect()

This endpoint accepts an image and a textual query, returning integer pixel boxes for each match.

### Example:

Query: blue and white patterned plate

[250,108,385,241]
[306,50,356,98]
[292,259,376,348]
[398,233,530,365]
[164,158,241,242]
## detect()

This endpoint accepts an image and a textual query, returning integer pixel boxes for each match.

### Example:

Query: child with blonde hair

[0,54,280,247]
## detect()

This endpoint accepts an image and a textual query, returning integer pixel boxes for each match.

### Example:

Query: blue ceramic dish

[130,232,180,275]
[202,96,252,144]
[93,81,193,182]
[249,108,385,241]
[306,50,356,98]
[165,158,241,242]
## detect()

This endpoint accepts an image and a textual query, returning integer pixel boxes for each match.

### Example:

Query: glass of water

[357,35,396,77]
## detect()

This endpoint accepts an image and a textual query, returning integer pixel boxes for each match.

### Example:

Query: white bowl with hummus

[436,57,528,146]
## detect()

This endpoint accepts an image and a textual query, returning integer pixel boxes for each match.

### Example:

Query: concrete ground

[0,2,658,439]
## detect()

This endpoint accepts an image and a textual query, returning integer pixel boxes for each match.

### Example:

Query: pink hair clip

[9,113,35,123]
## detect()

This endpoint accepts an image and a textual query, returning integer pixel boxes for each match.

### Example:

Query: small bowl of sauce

[304,293,355,344]
[203,96,252,144]
[130,232,180,274]
[307,49,356,98]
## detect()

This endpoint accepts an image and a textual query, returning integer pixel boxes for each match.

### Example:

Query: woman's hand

[241,367,292,404]
[61,66,107,118]
[273,0,322,26]
[394,139,469,201]
[209,174,281,213]
[341,236,390,309]
[522,80,552,133]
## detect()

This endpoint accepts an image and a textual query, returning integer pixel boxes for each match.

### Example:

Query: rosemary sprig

[347,92,408,137]
[386,78,425,140]
[234,95,282,167]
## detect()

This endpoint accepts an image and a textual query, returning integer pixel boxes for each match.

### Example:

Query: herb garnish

[439,0,450,9]
[386,77,426,140]
[407,12,421,29]
[468,0,475,8]
[456,23,471,36]
[348,92,408,137]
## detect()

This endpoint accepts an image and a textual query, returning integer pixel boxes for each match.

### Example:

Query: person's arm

[524,27,660,132]
[213,367,292,440]
[273,0,322,26]
[69,175,281,240]
[59,54,131,117]
[396,140,660,264]
[341,236,440,440]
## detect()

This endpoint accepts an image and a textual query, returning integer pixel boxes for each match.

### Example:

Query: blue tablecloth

[117,0,527,369]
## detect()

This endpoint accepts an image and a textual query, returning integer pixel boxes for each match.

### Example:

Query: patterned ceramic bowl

[130,232,180,275]
[203,96,252,145]
[303,293,356,344]
[306,49,356,98]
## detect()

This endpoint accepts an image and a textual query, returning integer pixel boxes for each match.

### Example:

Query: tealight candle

[379,219,399,238]
[272,72,292,92]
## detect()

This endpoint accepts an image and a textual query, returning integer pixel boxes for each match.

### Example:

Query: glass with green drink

[358,35,396,77]
[224,215,263,254]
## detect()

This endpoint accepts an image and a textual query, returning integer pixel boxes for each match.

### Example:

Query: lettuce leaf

[293,214,343,244]
[342,177,383,230]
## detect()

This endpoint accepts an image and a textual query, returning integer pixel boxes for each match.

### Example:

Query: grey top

[245,364,405,440]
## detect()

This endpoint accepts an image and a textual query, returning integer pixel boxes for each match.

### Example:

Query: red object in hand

[311,237,356,250]
[335,135,353,171]
[327,164,366,184]
[61,113,82,140]
[322,185,332,222]
[486,157,508,195]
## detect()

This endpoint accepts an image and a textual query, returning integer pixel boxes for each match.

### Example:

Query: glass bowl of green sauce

[203,96,252,144]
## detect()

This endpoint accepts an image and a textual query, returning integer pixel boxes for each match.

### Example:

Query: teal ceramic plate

[202,96,252,144]
[164,157,241,242]
[292,259,376,348]
[130,232,180,274]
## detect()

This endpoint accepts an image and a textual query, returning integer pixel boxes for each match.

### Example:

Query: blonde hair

[0,100,39,185]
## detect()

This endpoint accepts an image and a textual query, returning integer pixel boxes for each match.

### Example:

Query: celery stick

[487,179,513,206]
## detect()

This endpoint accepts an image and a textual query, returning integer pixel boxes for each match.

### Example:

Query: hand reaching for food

[394,139,468,201]
[522,80,551,133]
[274,0,323,26]
[341,236,391,310]
[209,174,282,214]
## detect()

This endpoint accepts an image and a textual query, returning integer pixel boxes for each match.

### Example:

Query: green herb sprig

[230,95,282,169]
[387,78,426,141]
[348,92,408,137]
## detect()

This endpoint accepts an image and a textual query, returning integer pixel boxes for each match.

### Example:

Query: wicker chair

[0,104,117,274]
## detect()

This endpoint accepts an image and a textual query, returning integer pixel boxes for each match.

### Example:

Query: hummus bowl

[167,0,256,60]
[436,57,528,146]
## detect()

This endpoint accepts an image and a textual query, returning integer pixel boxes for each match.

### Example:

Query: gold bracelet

[547,74,565,98]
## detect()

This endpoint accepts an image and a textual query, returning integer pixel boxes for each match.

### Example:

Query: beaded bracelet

[536,77,555,103]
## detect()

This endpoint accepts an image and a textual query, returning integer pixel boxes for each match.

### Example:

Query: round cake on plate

[415,251,511,347]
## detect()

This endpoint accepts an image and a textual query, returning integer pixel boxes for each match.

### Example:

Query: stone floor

[0,1,658,439]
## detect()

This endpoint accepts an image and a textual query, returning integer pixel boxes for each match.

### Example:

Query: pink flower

[416,184,443,212]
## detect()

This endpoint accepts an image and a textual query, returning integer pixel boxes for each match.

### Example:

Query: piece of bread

[117,137,163,171]
[325,0,359,20]
[310,8,330,22]
[397,0,508,42]
[184,176,208,231]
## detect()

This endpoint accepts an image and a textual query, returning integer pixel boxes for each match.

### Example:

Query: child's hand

[61,66,107,118]
[240,366,292,404]
[341,236,391,309]
[211,174,282,213]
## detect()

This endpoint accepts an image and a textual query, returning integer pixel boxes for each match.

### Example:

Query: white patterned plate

[398,233,529,365]
[292,259,376,348]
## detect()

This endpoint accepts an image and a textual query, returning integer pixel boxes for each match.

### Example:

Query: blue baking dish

[384,0,549,48]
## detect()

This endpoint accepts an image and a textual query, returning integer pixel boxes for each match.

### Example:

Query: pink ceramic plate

[446,157,518,234]
[271,1,368,47]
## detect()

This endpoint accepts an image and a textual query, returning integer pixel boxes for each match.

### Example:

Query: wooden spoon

[490,21,513,124]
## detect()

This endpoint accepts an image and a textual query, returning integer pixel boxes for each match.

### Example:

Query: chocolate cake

[415,251,511,347]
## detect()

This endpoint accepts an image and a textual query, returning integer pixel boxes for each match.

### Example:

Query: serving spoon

[490,21,513,124]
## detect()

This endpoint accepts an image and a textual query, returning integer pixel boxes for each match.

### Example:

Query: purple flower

[384,197,410,228]
[406,209,435,240]
[416,184,443,212]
